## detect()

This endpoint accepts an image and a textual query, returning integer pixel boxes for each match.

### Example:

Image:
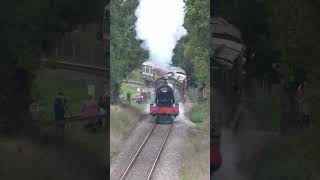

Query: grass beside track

[32,70,105,155]
[110,105,143,160]
[180,97,210,179]
[187,88,198,103]
[120,83,148,111]
[32,70,88,121]
[180,126,210,180]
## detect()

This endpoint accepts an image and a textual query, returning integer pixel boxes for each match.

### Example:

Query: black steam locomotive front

[150,77,179,124]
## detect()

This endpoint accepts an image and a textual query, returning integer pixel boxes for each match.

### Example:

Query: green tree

[178,0,210,86]
[110,0,147,103]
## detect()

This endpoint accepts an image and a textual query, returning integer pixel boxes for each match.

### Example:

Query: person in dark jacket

[54,92,67,131]
[127,91,131,104]
[97,95,108,128]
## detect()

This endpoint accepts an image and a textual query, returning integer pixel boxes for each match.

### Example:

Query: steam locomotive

[142,61,187,123]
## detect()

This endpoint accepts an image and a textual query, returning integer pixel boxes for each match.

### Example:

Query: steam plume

[135,0,187,68]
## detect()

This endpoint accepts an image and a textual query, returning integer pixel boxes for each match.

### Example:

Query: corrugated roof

[142,61,154,66]
[211,17,244,67]
[168,66,186,74]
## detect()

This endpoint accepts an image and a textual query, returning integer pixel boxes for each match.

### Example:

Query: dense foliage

[173,0,210,89]
[110,0,210,102]
[110,0,148,103]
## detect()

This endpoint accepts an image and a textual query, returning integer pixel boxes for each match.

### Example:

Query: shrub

[190,106,206,123]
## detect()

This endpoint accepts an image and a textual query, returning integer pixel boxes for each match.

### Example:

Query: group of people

[81,94,108,132]
[127,88,151,104]
[54,92,108,133]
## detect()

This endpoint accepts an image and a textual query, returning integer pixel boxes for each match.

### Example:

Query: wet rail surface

[119,123,173,180]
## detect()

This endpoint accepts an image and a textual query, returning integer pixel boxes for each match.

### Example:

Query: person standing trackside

[136,91,141,104]
[127,91,131,104]
[97,95,108,128]
[142,89,147,104]
[29,98,40,127]
[54,92,67,133]
[82,95,98,132]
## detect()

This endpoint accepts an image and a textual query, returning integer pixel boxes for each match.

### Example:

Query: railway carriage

[142,61,167,86]
[164,66,187,102]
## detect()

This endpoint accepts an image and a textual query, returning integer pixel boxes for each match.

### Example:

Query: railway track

[119,123,173,180]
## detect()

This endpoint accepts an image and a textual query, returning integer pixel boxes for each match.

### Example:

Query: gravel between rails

[151,120,190,180]
[149,99,195,180]
[125,124,170,180]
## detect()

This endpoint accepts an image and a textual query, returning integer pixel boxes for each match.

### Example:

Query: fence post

[55,40,59,57]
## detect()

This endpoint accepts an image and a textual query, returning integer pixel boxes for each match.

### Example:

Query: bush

[190,106,206,123]
[187,88,198,103]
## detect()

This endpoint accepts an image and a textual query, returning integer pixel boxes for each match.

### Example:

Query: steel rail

[119,123,157,180]
[146,124,173,180]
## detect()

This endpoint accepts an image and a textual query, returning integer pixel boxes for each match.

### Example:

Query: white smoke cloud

[135,0,187,68]
[175,102,185,122]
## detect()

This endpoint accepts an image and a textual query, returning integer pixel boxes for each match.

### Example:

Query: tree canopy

[173,0,210,89]
[110,0,148,103]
